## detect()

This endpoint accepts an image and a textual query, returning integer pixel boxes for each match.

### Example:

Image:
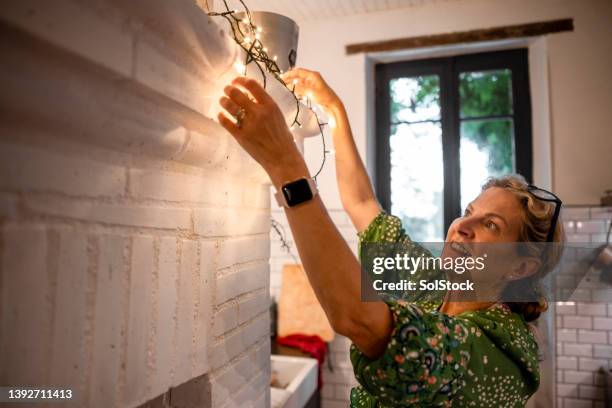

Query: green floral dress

[349,211,540,407]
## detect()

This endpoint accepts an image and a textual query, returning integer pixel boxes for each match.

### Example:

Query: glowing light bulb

[244,36,252,43]
[257,27,263,33]
[292,79,298,85]
[234,61,246,75]
[233,9,238,13]
[242,18,248,23]
[328,115,337,129]
[255,33,260,40]
[263,47,268,52]
[273,55,278,61]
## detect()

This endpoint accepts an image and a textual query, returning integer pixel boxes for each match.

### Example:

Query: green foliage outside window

[392,71,515,175]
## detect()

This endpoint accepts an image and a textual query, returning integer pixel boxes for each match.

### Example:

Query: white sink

[270,355,318,408]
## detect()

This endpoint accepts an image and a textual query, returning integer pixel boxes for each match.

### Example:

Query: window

[374,49,533,241]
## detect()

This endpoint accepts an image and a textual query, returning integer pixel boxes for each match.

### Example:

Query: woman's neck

[439,299,497,316]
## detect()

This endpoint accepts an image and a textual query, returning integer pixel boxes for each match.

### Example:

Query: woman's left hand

[217,76,305,182]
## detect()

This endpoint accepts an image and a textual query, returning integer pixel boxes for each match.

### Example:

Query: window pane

[459,119,515,210]
[459,70,512,118]
[390,122,444,241]
[390,76,440,123]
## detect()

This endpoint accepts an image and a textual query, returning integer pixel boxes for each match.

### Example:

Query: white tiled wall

[557,206,612,408]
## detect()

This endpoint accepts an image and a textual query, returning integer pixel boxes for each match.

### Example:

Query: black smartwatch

[274,177,318,208]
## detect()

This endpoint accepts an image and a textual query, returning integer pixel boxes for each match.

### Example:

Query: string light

[208,0,329,181]
[233,61,246,74]
[271,218,299,263]
[328,115,336,129]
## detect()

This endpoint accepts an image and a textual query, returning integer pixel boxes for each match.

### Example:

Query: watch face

[282,178,313,207]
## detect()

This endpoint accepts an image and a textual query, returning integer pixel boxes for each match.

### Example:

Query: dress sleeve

[358,210,409,244]
[357,211,440,303]
[350,300,473,406]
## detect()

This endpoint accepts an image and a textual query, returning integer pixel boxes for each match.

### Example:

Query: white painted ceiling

[220,0,452,22]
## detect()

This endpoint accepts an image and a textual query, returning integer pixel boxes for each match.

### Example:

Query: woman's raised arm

[217,75,392,358]
[281,68,381,232]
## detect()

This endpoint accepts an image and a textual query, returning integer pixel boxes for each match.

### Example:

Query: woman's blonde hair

[481,174,565,322]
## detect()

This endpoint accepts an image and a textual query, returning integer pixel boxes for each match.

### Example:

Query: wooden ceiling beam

[345,18,574,55]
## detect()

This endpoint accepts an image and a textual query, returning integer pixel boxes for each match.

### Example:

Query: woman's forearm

[268,163,392,358]
[328,103,380,232]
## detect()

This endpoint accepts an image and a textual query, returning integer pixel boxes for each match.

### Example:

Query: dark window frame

[374,48,533,235]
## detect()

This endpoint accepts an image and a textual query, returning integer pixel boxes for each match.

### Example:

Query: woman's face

[441,187,536,294]
[445,187,523,245]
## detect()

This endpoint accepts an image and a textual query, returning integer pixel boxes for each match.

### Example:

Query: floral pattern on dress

[351,300,471,407]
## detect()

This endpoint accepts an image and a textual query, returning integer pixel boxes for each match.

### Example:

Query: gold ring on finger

[234,108,246,128]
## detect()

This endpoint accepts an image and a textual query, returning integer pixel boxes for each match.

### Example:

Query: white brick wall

[557,206,612,408]
[51,228,89,401]
[125,236,155,407]
[1,225,50,386]
[0,1,270,407]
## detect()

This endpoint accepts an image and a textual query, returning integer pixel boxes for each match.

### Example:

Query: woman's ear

[505,257,541,281]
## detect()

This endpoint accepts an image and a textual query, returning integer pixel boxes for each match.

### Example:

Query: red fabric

[276,334,327,388]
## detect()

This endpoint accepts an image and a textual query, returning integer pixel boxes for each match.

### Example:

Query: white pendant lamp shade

[228,11,324,140]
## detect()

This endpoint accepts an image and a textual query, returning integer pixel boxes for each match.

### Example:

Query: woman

[217,68,564,407]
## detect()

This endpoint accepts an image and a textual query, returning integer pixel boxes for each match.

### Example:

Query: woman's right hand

[281,68,341,111]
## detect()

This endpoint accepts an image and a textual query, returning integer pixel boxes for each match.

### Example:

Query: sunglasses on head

[527,185,562,243]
